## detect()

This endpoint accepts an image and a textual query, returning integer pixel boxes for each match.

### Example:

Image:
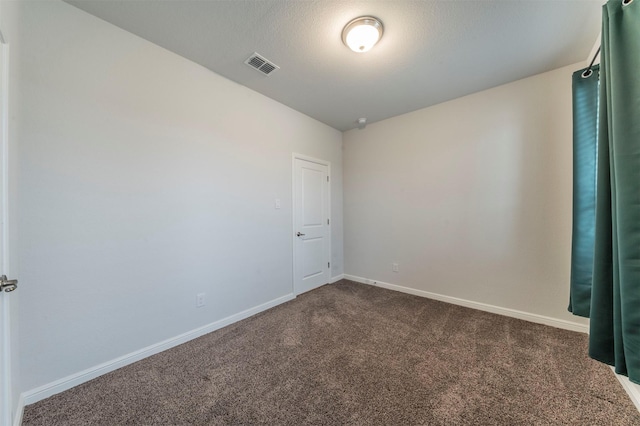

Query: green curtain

[569,65,599,318]
[589,0,640,384]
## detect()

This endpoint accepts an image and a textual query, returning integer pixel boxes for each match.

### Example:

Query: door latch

[0,275,17,293]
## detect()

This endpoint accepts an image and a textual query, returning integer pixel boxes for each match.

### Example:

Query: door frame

[291,153,331,296]
[0,38,13,426]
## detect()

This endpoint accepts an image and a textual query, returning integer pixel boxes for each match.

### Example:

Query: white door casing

[0,39,12,426]
[293,155,331,295]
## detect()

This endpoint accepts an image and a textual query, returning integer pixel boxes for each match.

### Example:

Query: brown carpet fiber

[23,280,640,425]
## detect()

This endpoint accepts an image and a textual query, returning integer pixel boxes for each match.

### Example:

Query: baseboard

[343,274,588,334]
[613,368,640,412]
[12,394,23,426]
[329,274,344,284]
[21,292,295,407]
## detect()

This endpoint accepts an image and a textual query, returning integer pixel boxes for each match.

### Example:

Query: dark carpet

[23,280,640,425]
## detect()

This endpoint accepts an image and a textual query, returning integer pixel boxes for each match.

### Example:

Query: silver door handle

[0,275,17,293]
[296,232,305,237]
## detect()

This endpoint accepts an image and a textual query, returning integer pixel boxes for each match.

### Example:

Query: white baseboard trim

[20,293,295,407]
[12,394,23,426]
[613,368,640,413]
[329,274,344,284]
[343,274,588,334]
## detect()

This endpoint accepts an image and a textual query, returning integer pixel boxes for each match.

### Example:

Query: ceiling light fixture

[342,16,383,53]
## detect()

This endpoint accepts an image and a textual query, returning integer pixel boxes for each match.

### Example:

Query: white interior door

[293,156,331,295]
[0,40,12,426]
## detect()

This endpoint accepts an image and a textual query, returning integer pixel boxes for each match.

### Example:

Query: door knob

[296,232,305,237]
[0,275,17,293]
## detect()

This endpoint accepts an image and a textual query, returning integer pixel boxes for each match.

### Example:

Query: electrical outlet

[196,293,205,308]
[392,263,399,272]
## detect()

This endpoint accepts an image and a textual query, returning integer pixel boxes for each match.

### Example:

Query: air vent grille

[247,56,265,69]
[244,53,280,76]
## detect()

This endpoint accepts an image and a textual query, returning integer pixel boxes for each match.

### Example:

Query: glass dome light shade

[342,17,383,53]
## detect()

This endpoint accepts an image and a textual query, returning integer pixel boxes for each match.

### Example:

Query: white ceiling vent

[244,53,280,76]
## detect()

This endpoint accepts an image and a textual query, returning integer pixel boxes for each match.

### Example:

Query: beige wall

[3,0,611,416]
[344,63,589,327]
[9,0,343,395]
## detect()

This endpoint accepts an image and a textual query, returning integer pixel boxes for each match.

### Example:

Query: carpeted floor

[23,280,640,425]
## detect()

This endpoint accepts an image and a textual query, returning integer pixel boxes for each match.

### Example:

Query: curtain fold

[589,0,640,384]
[568,65,599,318]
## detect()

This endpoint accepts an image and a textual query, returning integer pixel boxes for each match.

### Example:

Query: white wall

[344,63,588,327]
[9,0,342,394]
[1,0,600,413]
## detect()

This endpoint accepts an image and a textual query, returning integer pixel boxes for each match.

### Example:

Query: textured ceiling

[64,0,602,131]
